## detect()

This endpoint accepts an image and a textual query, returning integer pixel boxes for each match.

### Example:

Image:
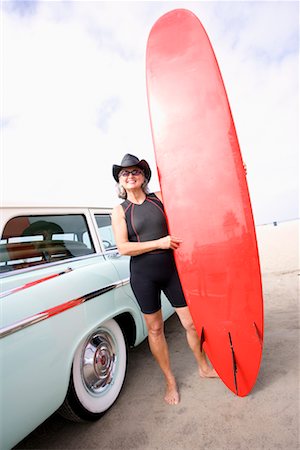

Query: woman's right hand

[159,235,182,250]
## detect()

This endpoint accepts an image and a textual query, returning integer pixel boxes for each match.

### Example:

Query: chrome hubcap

[81,330,117,395]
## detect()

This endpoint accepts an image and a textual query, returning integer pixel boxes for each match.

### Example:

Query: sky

[1,0,299,225]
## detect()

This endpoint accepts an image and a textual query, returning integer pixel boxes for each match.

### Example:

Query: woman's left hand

[159,235,182,250]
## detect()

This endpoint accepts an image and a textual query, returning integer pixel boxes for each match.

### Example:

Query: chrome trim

[0,278,130,339]
[0,253,104,279]
[0,313,49,338]
[0,268,73,299]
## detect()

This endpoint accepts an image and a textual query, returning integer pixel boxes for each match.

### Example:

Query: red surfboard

[146,9,263,396]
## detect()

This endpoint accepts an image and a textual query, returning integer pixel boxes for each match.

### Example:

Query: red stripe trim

[44,296,85,318]
[0,268,73,299]
[124,202,132,214]
[146,198,166,216]
[0,279,129,339]
[130,204,141,242]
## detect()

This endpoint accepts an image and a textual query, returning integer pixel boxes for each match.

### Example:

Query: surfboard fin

[228,332,238,395]
[253,322,263,348]
[200,327,205,353]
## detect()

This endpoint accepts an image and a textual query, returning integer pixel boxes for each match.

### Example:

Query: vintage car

[0,207,174,449]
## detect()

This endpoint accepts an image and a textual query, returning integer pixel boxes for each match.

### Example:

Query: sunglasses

[119,169,143,177]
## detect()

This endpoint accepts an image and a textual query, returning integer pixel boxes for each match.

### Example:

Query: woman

[112,154,217,405]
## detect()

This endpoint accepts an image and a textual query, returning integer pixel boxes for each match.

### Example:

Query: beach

[256,219,298,274]
[15,220,299,450]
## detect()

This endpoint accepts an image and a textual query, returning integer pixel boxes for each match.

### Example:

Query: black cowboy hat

[112,153,151,182]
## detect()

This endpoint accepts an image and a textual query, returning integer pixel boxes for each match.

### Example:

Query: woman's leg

[143,310,179,405]
[175,306,218,378]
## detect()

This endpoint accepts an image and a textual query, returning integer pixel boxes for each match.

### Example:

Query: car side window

[95,215,116,250]
[0,215,95,273]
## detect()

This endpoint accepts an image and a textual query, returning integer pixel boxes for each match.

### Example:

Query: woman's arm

[154,191,163,202]
[111,204,181,256]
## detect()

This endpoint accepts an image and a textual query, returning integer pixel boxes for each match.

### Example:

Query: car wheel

[59,319,127,421]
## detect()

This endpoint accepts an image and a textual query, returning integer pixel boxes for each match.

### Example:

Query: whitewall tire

[60,319,127,421]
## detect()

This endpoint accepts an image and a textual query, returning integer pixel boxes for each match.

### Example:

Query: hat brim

[113,160,151,182]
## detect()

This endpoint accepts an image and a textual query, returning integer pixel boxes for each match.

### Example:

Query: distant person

[112,154,217,405]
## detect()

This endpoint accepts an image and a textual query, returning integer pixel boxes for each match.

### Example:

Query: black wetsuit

[121,193,187,314]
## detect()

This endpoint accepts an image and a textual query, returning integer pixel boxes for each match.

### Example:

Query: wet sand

[15,220,299,450]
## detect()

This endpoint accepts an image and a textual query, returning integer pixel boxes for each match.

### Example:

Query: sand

[15,220,299,450]
[256,219,299,273]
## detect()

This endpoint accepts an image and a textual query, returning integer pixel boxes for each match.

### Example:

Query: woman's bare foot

[199,366,219,378]
[164,381,180,405]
